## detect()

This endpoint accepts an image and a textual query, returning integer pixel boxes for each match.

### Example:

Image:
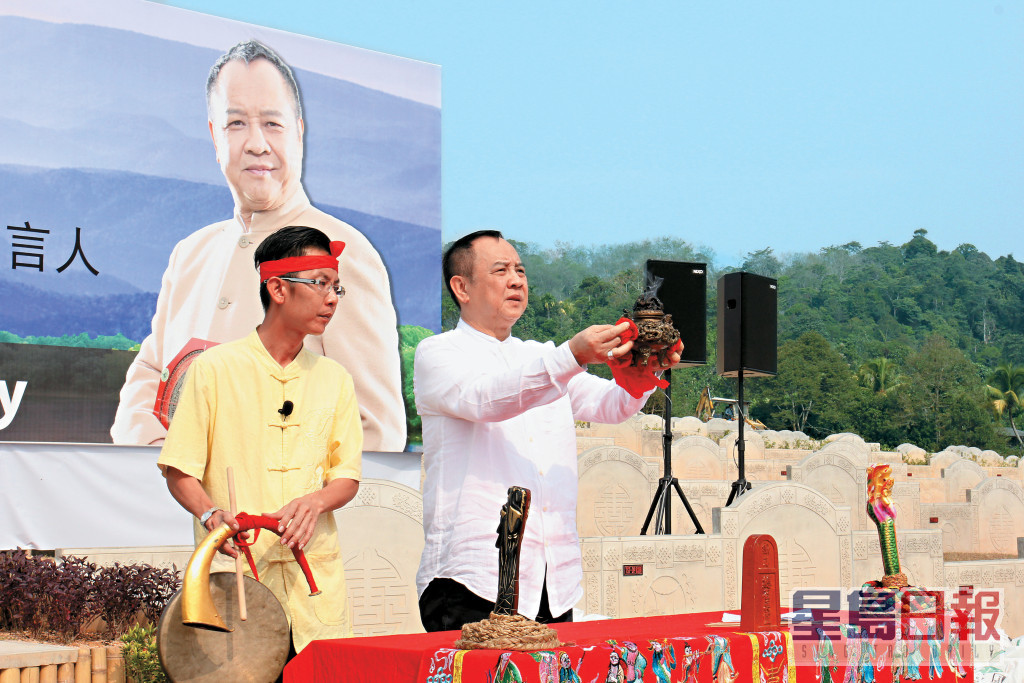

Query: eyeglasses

[276,276,346,298]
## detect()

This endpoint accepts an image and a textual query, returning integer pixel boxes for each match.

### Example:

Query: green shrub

[122,623,168,683]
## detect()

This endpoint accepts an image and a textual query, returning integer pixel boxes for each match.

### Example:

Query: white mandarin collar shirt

[111,189,405,451]
[414,319,649,618]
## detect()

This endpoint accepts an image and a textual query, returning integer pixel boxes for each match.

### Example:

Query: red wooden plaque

[740,533,781,631]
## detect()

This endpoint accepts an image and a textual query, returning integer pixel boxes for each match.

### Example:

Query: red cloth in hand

[616,317,639,343]
[607,317,680,399]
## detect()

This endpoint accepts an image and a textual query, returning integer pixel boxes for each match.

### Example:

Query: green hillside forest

[436,229,1024,455]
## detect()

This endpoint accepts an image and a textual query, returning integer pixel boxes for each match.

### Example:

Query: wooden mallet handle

[227,467,247,621]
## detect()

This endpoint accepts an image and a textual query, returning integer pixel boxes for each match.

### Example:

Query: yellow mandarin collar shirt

[158,329,362,650]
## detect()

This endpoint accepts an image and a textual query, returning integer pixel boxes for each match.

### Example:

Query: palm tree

[859,357,899,394]
[986,362,1024,451]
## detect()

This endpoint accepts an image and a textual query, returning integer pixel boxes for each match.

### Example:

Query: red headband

[259,241,346,281]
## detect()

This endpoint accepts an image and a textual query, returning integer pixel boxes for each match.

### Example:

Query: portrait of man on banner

[111,39,407,453]
[0,2,440,449]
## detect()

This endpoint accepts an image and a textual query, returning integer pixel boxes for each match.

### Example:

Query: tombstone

[942,460,986,503]
[673,435,726,480]
[790,443,866,529]
[577,446,655,537]
[929,450,959,469]
[336,479,425,635]
[892,481,922,528]
[636,413,664,431]
[825,432,867,448]
[704,417,735,440]
[969,478,1024,555]
[715,483,851,609]
[721,429,767,460]
[740,534,781,631]
[940,521,962,553]
[579,415,648,454]
[919,502,977,554]
[980,450,1004,466]
[579,535,723,619]
[674,415,707,436]
[896,443,928,461]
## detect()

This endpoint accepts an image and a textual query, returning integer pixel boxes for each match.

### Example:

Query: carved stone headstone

[337,479,425,635]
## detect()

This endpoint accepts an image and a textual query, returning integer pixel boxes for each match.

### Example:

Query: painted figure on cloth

[536,651,559,683]
[620,641,648,683]
[858,631,882,683]
[649,640,675,683]
[842,626,885,683]
[558,651,583,683]
[904,620,925,680]
[679,643,701,683]
[891,638,908,683]
[705,635,737,683]
[925,620,944,679]
[812,627,838,683]
[493,652,523,683]
[945,631,967,680]
[842,627,862,683]
[605,651,626,683]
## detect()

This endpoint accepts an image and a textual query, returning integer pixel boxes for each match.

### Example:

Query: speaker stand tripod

[641,369,705,535]
[725,368,752,506]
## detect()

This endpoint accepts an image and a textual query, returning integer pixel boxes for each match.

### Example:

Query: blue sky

[158,1,1022,266]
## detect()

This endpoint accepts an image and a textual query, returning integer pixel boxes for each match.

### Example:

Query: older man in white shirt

[111,40,405,452]
[413,230,680,631]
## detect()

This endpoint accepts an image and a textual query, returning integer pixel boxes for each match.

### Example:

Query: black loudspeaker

[644,260,707,366]
[716,272,777,377]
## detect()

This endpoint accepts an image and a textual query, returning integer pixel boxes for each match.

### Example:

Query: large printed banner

[0,0,441,448]
[0,442,421,550]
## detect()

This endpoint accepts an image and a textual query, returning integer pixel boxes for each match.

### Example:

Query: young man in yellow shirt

[158,225,362,651]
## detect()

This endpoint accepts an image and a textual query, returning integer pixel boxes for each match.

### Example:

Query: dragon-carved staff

[866,464,907,589]
[494,486,531,615]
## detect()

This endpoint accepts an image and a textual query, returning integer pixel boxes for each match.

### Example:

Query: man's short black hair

[442,230,504,310]
[207,39,303,120]
[255,225,332,311]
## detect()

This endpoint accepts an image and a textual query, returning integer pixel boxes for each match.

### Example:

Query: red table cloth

[285,611,972,682]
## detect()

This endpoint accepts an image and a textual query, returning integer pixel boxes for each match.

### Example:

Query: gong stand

[641,369,705,535]
[725,368,753,506]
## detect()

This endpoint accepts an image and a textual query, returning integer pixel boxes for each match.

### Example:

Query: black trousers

[418,577,573,633]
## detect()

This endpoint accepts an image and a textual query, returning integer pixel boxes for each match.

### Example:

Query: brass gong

[157,572,290,683]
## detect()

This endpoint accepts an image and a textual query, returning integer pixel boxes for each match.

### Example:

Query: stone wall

[572,416,1024,636]
[579,535,724,619]
[56,419,1024,638]
[943,560,1024,638]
